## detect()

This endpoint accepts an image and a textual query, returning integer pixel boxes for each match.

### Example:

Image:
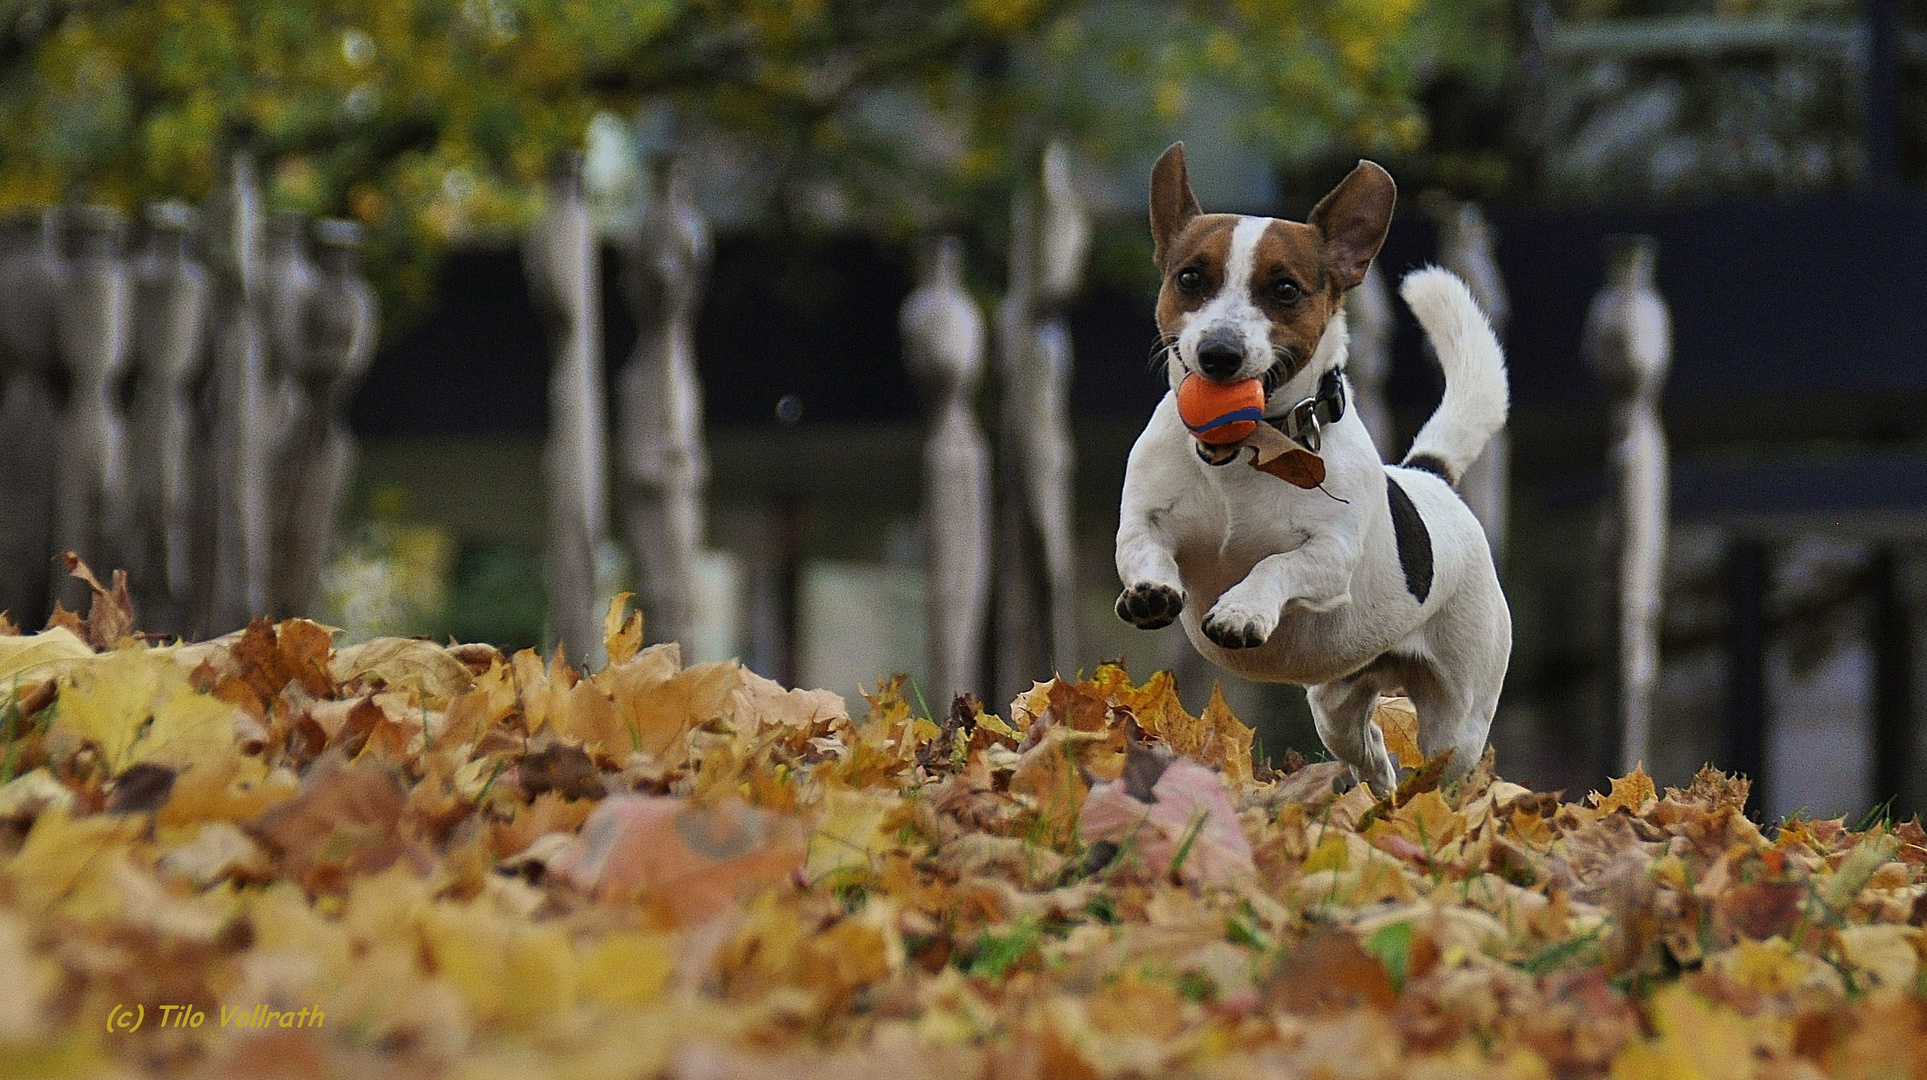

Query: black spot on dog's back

[1385,475,1433,603]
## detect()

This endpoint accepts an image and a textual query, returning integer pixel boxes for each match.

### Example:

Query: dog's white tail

[1397,266,1508,487]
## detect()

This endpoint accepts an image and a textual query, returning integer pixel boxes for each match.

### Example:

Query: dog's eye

[1175,268,1203,294]
[1270,280,1302,304]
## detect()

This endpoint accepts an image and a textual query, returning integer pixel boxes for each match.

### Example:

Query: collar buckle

[1274,368,1347,453]
[1282,396,1323,453]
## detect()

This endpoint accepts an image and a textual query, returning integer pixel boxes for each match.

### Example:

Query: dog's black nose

[1197,338,1243,380]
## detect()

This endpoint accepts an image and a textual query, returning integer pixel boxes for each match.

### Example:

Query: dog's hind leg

[1402,657,1497,786]
[1402,573,1510,784]
[1308,676,1399,795]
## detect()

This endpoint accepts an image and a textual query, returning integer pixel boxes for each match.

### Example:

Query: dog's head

[1149,143,1394,399]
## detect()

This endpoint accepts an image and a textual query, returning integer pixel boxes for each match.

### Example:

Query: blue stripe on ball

[1185,406,1264,436]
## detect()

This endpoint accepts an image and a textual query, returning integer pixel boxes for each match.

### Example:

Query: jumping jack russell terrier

[1114,143,1511,793]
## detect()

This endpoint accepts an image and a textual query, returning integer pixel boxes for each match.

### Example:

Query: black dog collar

[1196,368,1347,466]
[1272,366,1347,453]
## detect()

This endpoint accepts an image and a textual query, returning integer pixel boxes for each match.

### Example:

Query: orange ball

[1177,373,1265,445]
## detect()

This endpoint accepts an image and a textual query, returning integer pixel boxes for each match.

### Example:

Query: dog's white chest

[1120,396,1416,683]
[1149,400,1365,576]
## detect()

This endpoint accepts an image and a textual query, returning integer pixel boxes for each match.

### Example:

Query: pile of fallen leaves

[0,569,1924,1079]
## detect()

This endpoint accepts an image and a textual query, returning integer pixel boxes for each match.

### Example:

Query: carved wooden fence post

[263,211,317,616]
[202,149,275,632]
[618,153,711,649]
[1345,260,1395,459]
[1585,235,1672,774]
[994,141,1088,698]
[49,206,133,611]
[263,211,316,418]
[1030,142,1087,674]
[527,151,610,665]
[993,181,1039,700]
[1434,200,1511,565]
[903,237,991,705]
[273,219,377,619]
[0,210,63,626]
[129,201,211,635]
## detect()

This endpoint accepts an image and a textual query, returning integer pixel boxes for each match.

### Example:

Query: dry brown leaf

[544,676,626,763]
[1373,695,1423,767]
[550,794,806,925]
[1592,765,1659,817]
[517,743,604,801]
[1266,927,1398,1014]
[603,592,645,665]
[1007,725,1088,849]
[247,754,430,895]
[2,604,1923,1079]
[330,636,473,707]
[445,657,519,740]
[491,791,597,858]
[59,551,137,649]
[1091,667,1256,791]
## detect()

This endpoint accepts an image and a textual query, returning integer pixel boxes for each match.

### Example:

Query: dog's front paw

[1116,582,1185,630]
[1202,602,1276,650]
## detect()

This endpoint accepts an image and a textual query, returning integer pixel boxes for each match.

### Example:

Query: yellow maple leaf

[799,916,892,999]
[1508,807,1556,849]
[1390,789,1463,850]
[1611,983,1790,1080]
[418,899,576,1031]
[1607,1040,1704,1080]
[719,889,811,991]
[6,805,144,917]
[137,680,242,772]
[546,676,624,761]
[1196,682,1256,789]
[577,931,676,1007]
[510,646,554,731]
[1373,696,1423,767]
[51,649,237,774]
[1593,766,1658,816]
[1008,679,1054,731]
[619,660,739,761]
[806,786,902,884]
[0,626,92,686]
[1712,937,1817,995]
[723,667,847,754]
[46,648,157,770]
[976,710,1021,742]
[718,891,889,1016]
[156,755,300,827]
[1096,666,1254,788]
[1304,831,1350,873]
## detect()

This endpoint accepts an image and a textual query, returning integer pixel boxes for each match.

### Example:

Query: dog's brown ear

[1149,142,1202,269]
[1308,160,1396,291]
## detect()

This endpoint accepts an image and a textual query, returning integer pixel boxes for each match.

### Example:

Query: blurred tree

[0,0,1501,329]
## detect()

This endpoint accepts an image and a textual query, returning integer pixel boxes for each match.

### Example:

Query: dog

[1114,142,1511,794]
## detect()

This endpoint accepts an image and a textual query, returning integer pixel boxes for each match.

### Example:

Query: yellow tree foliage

[0,0,1476,328]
